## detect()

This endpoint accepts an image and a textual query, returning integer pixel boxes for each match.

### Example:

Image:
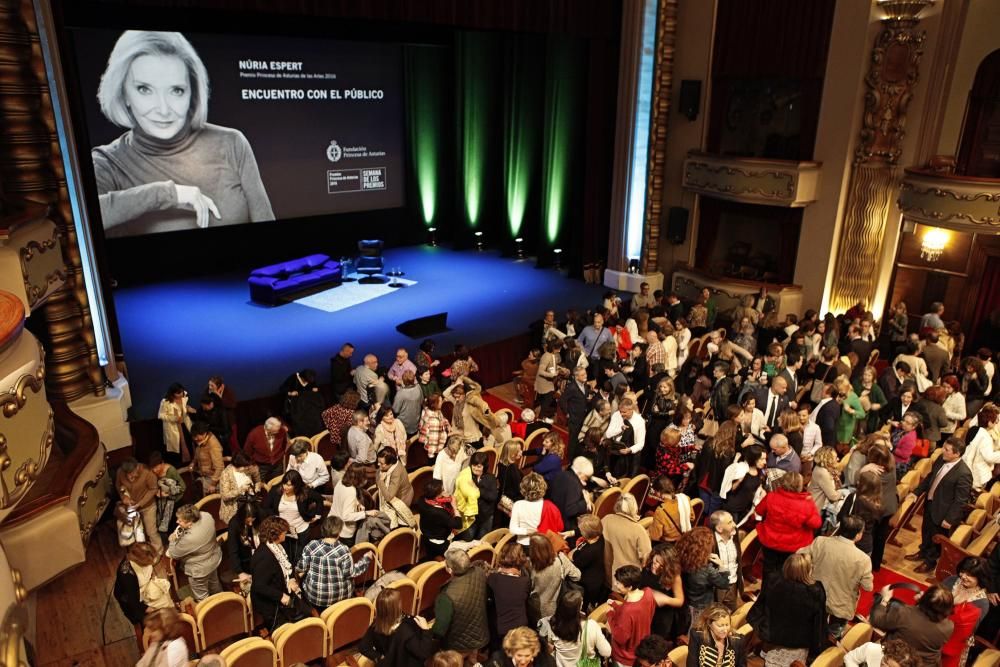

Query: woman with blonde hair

[136,607,188,667]
[601,492,651,580]
[359,587,436,667]
[94,32,274,238]
[807,446,844,514]
[749,552,826,666]
[510,472,548,545]
[834,375,866,447]
[778,408,803,455]
[485,626,554,667]
[528,431,565,482]
[686,604,746,667]
[496,439,524,524]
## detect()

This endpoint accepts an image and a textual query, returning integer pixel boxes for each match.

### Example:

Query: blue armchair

[356,239,385,282]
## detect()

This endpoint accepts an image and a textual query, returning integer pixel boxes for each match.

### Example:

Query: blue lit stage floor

[114,245,607,417]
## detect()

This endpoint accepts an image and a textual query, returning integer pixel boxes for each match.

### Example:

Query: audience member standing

[602,493,652,581]
[117,458,163,552]
[906,438,973,574]
[798,516,872,638]
[243,417,288,483]
[560,366,594,457]
[749,553,827,666]
[298,516,373,612]
[432,549,491,660]
[755,472,820,588]
[166,504,223,601]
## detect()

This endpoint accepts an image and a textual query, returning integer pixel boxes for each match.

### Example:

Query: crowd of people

[117,283,1000,667]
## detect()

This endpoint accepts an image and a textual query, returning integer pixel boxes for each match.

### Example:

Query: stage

[114,245,607,417]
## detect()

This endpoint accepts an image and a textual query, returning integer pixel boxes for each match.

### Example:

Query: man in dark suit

[559,366,593,457]
[847,326,874,381]
[878,360,911,403]
[548,457,592,532]
[906,437,973,573]
[921,334,951,382]
[755,375,791,431]
[814,383,843,447]
[710,361,735,421]
[779,350,803,406]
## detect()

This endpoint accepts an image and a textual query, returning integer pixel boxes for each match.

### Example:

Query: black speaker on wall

[679,80,701,121]
[666,207,688,245]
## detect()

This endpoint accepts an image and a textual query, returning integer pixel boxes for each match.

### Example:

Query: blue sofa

[248,254,342,305]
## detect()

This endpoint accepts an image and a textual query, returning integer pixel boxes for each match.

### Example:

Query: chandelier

[920,227,948,262]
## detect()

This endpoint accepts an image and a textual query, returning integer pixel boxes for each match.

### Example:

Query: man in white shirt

[286,440,330,488]
[709,510,741,610]
[604,397,646,477]
[799,406,823,474]
[660,326,678,377]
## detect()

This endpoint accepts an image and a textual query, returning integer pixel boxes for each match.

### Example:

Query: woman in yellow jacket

[453,456,482,537]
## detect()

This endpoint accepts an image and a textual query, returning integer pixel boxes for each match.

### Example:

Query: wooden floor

[34,522,141,667]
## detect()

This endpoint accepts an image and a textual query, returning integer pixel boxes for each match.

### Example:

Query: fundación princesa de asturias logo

[326,140,342,163]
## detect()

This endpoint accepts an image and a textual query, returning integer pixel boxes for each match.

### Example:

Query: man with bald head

[756,374,791,431]
[766,432,801,475]
[354,353,389,406]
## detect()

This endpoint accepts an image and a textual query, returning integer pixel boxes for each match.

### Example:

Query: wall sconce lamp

[919,227,948,263]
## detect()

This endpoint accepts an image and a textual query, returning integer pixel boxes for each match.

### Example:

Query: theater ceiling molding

[681,151,822,208]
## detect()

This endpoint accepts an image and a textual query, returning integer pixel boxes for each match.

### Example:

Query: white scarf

[267,542,293,584]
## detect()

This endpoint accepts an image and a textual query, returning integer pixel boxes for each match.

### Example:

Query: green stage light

[405,46,443,227]
[541,41,579,245]
[504,65,537,238]
[461,35,491,229]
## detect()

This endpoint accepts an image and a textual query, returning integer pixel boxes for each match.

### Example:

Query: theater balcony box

[682,151,822,208]
[898,168,1000,234]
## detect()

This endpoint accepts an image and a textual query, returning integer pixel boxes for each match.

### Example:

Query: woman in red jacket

[755,472,821,588]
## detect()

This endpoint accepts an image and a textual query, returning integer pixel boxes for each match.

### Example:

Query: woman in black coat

[250,516,302,631]
[262,470,324,562]
[747,552,827,664]
[227,500,266,582]
[359,587,437,667]
[470,451,499,539]
[414,478,462,558]
[570,515,607,609]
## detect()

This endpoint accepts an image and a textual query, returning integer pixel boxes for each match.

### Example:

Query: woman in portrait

[93,31,274,237]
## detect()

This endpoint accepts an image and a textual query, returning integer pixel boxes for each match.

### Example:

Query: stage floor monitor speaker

[396,312,450,338]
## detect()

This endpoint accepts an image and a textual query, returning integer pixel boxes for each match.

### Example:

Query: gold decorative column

[827,0,932,313]
[0,0,104,400]
[640,0,678,274]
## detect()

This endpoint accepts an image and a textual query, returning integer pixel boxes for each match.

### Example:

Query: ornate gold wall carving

[828,1,931,313]
[76,458,109,542]
[0,0,104,400]
[641,0,678,275]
